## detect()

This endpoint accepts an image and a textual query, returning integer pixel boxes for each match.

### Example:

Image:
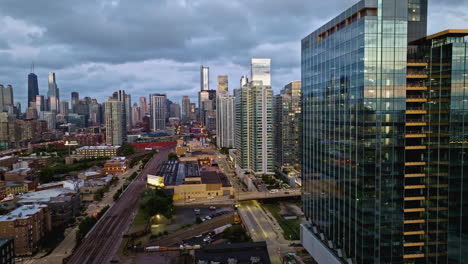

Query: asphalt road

[238,200,298,264]
[66,146,173,264]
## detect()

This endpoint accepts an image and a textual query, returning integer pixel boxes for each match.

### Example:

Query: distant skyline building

[235,58,274,175]
[139,96,148,117]
[112,90,128,134]
[27,72,39,106]
[149,93,167,131]
[104,98,125,146]
[200,65,209,91]
[181,96,191,122]
[35,95,45,113]
[217,75,228,92]
[47,72,59,112]
[273,81,301,169]
[250,58,271,86]
[124,94,132,129]
[131,103,140,127]
[71,92,79,112]
[169,102,181,119]
[59,100,70,115]
[0,85,14,112]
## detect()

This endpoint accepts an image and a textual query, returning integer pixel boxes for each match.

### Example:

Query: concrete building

[216,90,235,148]
[76,145,120,158]
[149,93,167,131]
[105,98,126,145]
[0,204,51,256]
[235,58,274,175]
[181,96,191,122]
[273,81,301,169]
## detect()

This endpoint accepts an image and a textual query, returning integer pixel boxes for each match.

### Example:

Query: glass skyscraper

[301,0,467,263]
[27,73,39,106]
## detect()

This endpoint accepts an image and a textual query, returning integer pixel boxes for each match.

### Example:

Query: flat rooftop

[201,171,231,187]
[195,242,271,264]
[18,188,75,204]
[0,204,47,221]
[77,146,120,150]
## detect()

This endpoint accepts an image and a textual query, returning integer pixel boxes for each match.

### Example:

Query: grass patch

[262,203,300,240]
[130,207,148,232]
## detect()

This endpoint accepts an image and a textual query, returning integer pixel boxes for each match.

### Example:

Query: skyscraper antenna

[30,62,35,73]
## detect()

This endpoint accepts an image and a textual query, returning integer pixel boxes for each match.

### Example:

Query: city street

[238,200,299,264]
[66,147,173,264]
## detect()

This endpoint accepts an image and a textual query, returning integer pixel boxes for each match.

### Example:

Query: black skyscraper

[28,73,39,106]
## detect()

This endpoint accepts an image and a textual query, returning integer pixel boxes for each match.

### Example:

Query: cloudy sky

[0,0,467,108]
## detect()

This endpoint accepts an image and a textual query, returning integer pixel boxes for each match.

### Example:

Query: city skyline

[1,1,466,107]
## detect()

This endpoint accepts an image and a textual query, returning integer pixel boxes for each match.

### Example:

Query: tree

[167,153,178,161]
[195,216,202,224]
[139,189,174,220]
[222,225,252,242]
[120,143,135,156]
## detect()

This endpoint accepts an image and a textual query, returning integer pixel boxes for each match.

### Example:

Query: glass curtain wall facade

[301,0,412,263]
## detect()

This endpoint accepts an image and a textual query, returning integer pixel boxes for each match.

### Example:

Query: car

[209,206,216,210]
[284,191,290,194]
[207,196,214,199]
[194,208,200,212]
[195,234,203,238]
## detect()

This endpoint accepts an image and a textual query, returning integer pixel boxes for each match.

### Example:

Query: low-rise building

[0,156,18,170]
[4,168,36,183]
[76,145,120,158]
[78,171,104,180]
[5,182,30,195]
[63,133,104,146]
[149,161,233,200]
[104,157,128,174]
[18,188,80,227]
[0,238,15,264]
[0,181,5,200]
[195,242,271,264]
[0,204,51,256]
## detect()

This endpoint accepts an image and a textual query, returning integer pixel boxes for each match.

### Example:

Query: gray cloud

[0,0,466,107]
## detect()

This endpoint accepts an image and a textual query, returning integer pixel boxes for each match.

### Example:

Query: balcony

[406,86,427,90]
[404,208,425,212]
[404,196,425,201]
[404,242,425,247]
[405,162,427,166]
[405,185,426,189]
[404,173,426,177]
[403,253,425,259]
[406,95,428,102]
[404,230,425,235]
[405,133,427,138]
[405,145,427,150]
[404,219,425,224]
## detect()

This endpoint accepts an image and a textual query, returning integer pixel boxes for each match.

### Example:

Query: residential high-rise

[273,81,301,169]
[181,96,191,122]
[112,90,128,134]
[41,111,56,130]
[301,1,467,263]
[59,100,70,115]
[71,92,79,112]
[200,65,209,91]
[105,98,125,145]
[28,73,39,106]
[89,100,102,125]
[235,59,273,175]
[139,96,148,117]
[124,94,132,129]
[149,93,166,131]
[0,85,14,112]
[189,103,196,121]
[216,90,235,148]
[217,75,228,92]
[131,103,140,127]
[169,102,181,119]
[250,58,271,86]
